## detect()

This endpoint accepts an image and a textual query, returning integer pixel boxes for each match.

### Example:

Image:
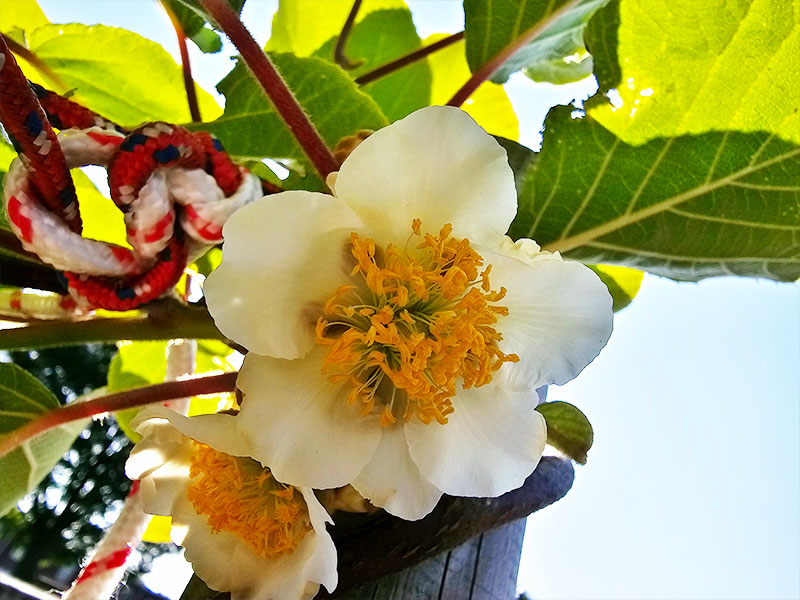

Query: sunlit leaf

[0,364,87,517]
[0,0,48,37]
[314,9,431,122]
[586,0,800,145]
[509,105,800,281]
[72,170,128,247]
[588,264,643,312]
[536,400,593,464]
[21,24,221,127]
[266,0,405,57]
[109,341,236,443]
[427,35,519,140]
[463,0,608,84]
[194,53,387,164]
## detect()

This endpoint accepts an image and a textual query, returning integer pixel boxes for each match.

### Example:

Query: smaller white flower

[125,406,337,600]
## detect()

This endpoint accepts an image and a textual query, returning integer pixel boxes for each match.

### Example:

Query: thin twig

[161,1,202,122]
[0,372,239,460]
[334,0,363,70]
[447,0,583,107]
[1,32,67,91]
[355,31,464,86]
[199,0,339,180]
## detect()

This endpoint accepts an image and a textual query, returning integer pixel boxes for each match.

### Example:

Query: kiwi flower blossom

[203,106,613,520]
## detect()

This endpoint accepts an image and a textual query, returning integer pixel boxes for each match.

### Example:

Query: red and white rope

[62,340,197,600]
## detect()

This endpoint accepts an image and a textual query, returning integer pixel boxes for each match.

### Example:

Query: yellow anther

[316,220,514,427]
[186,443,311,559]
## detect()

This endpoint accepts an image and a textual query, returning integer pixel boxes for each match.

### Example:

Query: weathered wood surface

[338,519,526,600]
[179,456,574,599]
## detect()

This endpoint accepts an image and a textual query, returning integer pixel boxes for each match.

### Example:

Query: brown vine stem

[199,0,339,180]
[1,32,67,91]
[447,0,583,107]
[0,372,239,460]
[334,0,363,70]
[162,1,202,122]
[0,302,224,350]
[355,31,464,86]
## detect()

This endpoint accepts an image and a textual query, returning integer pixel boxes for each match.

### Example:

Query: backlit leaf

[463,0,608,84]
[0,364,87,517]
[427,35,519,140]
[22,24,221,127]
[586,0,800,145]
[509,105,800,281]
[266,0,405,57]
[588,264,643,312]
[194,53,387,164]
[314,9,431,122]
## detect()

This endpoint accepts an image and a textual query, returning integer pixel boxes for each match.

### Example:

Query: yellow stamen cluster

[186,442,312,558]
[315,220,518,427]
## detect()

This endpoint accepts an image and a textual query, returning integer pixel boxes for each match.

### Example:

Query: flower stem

[162,0,202,122]
[355,31,464,86]
[0,302,224,350]
[0,372,239,460]
[446,0,583,107]
[198,0,339,179]
[334,0,363,70]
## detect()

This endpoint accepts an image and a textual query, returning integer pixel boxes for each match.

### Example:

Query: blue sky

[31,2,800,598]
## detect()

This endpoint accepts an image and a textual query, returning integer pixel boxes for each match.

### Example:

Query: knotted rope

[0,38,262,311]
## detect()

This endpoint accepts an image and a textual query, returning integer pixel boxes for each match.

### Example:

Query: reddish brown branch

[447,0,583,107]
[334,0,363,70]
[162,1,202,122]
[355,31,464,86]
[0,372,238,459]
[198,0,339,180]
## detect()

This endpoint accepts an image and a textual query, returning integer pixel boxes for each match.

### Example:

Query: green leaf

[73,170,128,247]
[588,264,643,312]
[0,0,48,35]
[494,136,536,194]
[536,401,593,464]
[0,140,17,226]
[463,0,608,84]
[109,341,236,442]
[586,0,800,145]
[266,0,405,57]
[22,24,221,127]
[314,9,431,122]
[509,106,800,281]
[427,34,519,140]
[194,53,388,164]
[0,364,87,517]
[189,26,223,53]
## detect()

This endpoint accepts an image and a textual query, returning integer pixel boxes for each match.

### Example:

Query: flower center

[186,442,312,558]
[315,220,518,427]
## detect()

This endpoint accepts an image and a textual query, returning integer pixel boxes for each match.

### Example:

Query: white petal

[173,490,337,600]
[331,106,516,247]
[352,425,443,520]
[481,243,614,390]
[405,384,546,498]
[236,350,382,489]
[204,191,363,358]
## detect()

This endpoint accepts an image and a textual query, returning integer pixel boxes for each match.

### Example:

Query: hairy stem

[162,1,202,122]
[334,0,363,70]
[447,0,583,107]
[0,372,239,459]
[199,0,339,179]
[0,303,224,349]
[355,31,464,86]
